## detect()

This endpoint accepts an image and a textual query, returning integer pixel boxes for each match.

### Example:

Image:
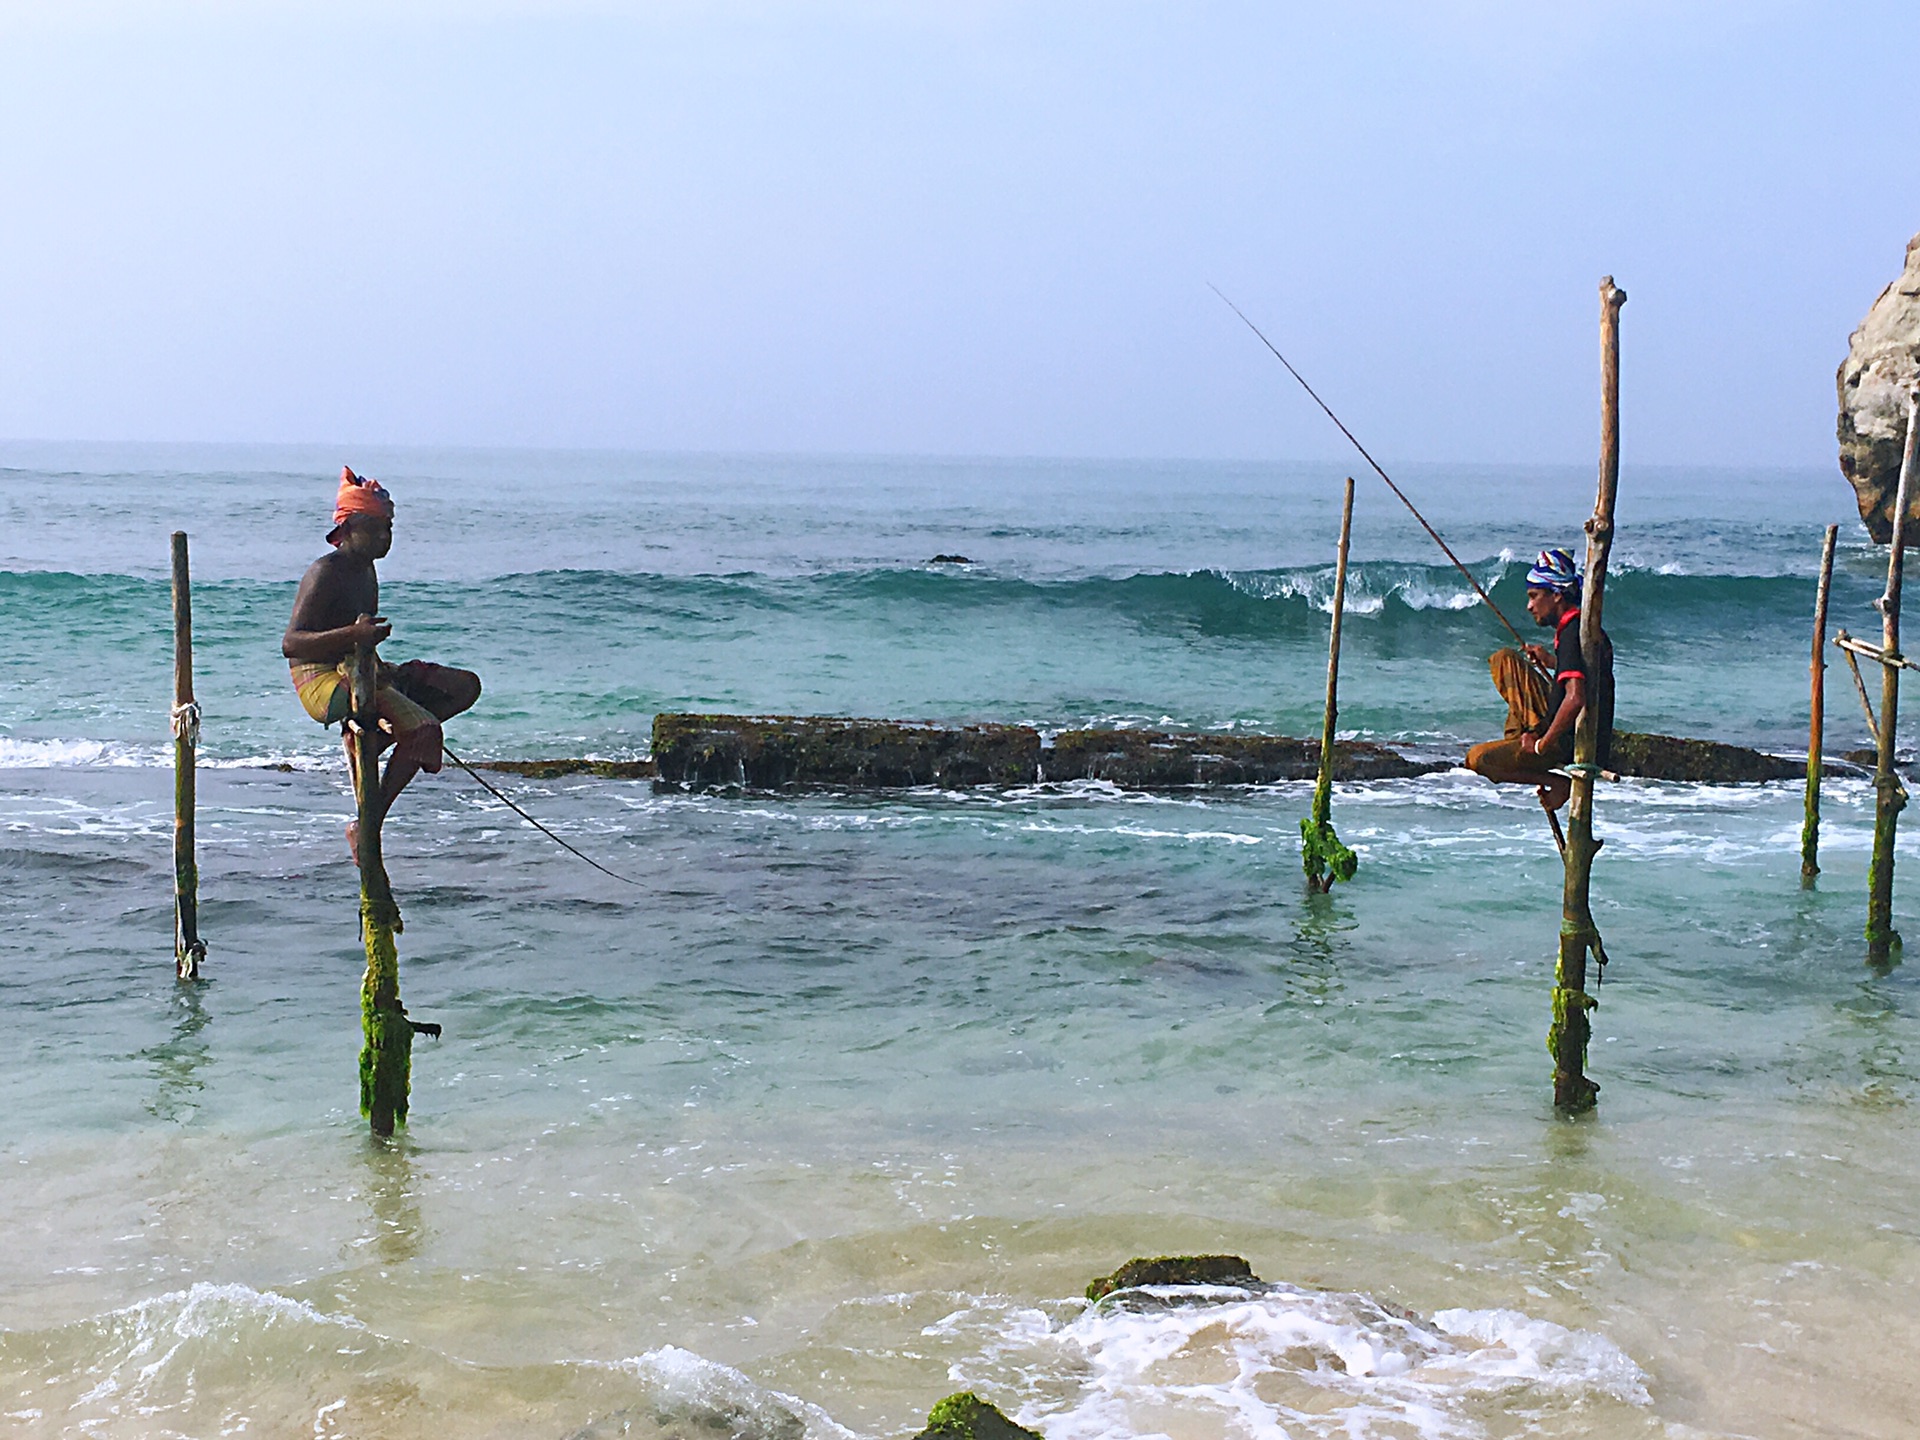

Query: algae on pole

[1302,476,1359,894]
[350,640,412,1135]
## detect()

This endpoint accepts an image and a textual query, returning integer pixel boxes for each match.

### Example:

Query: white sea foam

[0,736,337,771]
[603,1346,858,1440]
[0,737,157,768]
[64,1281,366,1410]
[930,1283,1649,1440]
[1221,559,1512,616]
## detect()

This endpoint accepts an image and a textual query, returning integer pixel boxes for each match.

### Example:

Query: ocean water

[2,445,1917,1440]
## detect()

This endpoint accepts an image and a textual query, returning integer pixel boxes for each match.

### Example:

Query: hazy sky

[1,1,1914,464]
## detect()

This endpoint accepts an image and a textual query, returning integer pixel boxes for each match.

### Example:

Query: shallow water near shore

[3,447,1918,1439]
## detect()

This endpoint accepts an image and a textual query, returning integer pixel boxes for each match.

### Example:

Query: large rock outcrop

[647,714,1450,790]
[1839,232,1920,542]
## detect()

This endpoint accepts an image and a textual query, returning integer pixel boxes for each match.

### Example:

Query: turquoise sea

[2,445,1916,1440]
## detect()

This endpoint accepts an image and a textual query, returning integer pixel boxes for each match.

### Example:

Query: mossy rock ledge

[1046,730,1440,786]
[911,1393,1042,1440]
[650,713,1445,791]
[476,758,656,780]
[1609,730,1815,783]
[1085,1253,1259,1301]
[653,713,1042,789]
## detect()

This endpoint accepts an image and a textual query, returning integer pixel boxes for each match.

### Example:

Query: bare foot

[347,820,360,866]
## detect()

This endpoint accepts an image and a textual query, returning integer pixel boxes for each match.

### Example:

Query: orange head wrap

[327,466,395,544]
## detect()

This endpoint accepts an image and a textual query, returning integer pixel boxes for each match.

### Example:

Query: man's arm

[1522,675,1586,754]
[283,559,389,663]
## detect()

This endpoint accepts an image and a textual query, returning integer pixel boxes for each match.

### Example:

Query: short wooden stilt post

[1802,524,1839,883]
[1835,629,1879,735]
[1866,392,1920,964]
[351,635,411,1135]
[1550,276,1626,1114]
[1302,476,1359,893]
[170,532,206,980]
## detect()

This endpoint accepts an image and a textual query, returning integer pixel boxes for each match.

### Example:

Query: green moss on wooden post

[1302,476,1359,893]
[350,639,410,1135]
[359,891,411,1133]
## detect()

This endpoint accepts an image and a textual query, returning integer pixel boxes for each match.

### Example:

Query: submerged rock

[1085,1253,1259,1301]
[912,1393,1041,1440]
[1839,231,1920,542]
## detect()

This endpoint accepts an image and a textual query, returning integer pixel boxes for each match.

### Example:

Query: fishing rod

[441,741,647,889]
[1209,285,1545,669]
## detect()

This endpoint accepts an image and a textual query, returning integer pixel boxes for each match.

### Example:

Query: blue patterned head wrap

[1526,548,1581,596]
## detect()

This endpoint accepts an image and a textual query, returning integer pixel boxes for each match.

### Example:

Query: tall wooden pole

[1801,525,1839,882]
[1550,277,1625,1113]
[1866,392,1920,963]
[1302,477,1359,893]
[351,635,411,1135]
[170,532,205,980]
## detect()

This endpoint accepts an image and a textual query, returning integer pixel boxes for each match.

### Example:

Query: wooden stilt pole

[1549,277,1625,1114]
[170,532,205,980]
[351,633,411,1135]
[1802,524,1839,882]
[1302,477,1359,893]
[1866,392,1920,964]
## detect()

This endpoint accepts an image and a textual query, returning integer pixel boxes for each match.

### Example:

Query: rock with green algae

[477,758,656,780]
[1047,730,1440,787]
[911,1393,1041,1440]
[652,713,1042,790]
[1085,1253,1259,1301]
[1609,730,1812,783]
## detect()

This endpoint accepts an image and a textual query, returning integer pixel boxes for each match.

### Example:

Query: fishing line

[1209,284,1546,672]
[1214,285,1609,926]
[441,742,647,889]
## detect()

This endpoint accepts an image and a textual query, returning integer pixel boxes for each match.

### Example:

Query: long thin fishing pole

[1209,284,1540,661]
[442,742,646,889]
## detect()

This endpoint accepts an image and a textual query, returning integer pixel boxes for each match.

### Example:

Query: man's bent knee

[448,669,481,718]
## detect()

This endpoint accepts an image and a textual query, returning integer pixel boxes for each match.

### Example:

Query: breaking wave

[927,1280,1652,1440]
[0,1282,850,1440]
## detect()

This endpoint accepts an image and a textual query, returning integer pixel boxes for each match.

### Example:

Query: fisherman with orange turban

[284,467,482,859]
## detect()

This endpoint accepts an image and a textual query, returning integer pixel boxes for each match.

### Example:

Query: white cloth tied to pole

[170,700,201,746]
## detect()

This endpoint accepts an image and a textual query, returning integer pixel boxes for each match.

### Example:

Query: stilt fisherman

[283,468,482,859]
[1465,547,1613,812]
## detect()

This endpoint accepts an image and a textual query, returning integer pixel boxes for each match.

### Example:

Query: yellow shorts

[290,660,450,771]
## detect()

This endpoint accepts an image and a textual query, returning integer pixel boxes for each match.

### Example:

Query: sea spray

[925,1282,1651,1440]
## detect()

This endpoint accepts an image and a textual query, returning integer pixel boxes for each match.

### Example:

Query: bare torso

[283,550,383,665]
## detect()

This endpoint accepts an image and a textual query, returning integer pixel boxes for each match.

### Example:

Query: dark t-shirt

[1537,607,1614,767]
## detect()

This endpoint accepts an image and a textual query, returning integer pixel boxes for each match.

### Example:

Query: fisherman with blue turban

[1464,547,1613,812]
